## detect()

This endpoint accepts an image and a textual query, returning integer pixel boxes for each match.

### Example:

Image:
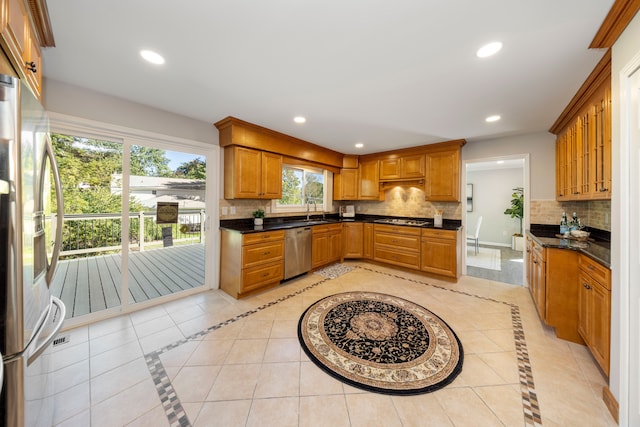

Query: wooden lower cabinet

[343,222,364,258]
[363,223,373,258]
[220,229,285,298]
[312,223,342,268]
[373,224,421,269]
[529,239,547,320]
[420,228,460,279]
[578,254,611,375]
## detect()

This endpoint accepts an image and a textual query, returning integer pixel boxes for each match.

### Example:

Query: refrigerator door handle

[27,296,65,366]
[44,136,64,286]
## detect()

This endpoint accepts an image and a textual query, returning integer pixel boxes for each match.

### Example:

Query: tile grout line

[143,262,543,426]
[143,274,333,427]
[355,265,543,426]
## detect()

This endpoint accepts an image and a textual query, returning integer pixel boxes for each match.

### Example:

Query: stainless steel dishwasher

[284,226,312,280]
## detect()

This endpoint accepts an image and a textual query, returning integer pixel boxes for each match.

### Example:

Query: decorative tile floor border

[144,263,542,427]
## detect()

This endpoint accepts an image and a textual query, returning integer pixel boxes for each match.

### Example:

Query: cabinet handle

[583,283,591,290]
[262,273,269,277]
[573,191,580,195]
[25,61,37,73]
[262,251,271,255]
[600,188,608,192]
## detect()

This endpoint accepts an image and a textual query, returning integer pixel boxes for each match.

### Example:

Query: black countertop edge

[526,228,611,269]
[220,215,462,234]
[529,223,611,242]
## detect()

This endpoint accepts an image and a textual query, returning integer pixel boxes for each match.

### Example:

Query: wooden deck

[51,244,205,319]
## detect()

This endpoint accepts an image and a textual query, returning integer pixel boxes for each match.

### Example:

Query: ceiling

[42,1,614,155]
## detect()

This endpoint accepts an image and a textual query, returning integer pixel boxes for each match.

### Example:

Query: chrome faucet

[306,197,317,221]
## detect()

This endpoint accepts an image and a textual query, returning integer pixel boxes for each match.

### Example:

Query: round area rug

[298,291,463,395]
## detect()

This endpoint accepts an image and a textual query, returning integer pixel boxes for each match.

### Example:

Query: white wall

[43,78,218,145]
[467,167,523,245]
[462,132,555,200]
[611,9,640,420]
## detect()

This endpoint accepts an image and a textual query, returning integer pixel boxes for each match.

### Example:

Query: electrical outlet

[221,207,228,216]
[266,207,271,214]
[230,206,236,215]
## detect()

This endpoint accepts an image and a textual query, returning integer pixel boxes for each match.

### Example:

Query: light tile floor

[51,261,617,427]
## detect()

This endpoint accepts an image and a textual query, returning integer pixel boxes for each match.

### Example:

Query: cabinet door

[421,237,456,278]
[343,222,363,258]
[531,249,546,320]
[1,0,28,65]
[556,135,567,199]
[591,87,611,199]
[328,230,342,262]
[363,223,373,259]
[590,281,610,375]
[578,271,591,343]
[312,233,328,268]
[525,237,533,287]
[226,146,261,198]
[379,158,401,180]
[23,27,41,97]
[261,151,283,199]
[334,168,358,200]
[401,154,425,178]
[425,149,459,201]
[358,160,379,200]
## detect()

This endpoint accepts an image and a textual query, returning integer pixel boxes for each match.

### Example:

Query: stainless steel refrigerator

[1,52,66,426]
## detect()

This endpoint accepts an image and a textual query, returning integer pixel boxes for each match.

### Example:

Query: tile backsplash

[530,199,611,231]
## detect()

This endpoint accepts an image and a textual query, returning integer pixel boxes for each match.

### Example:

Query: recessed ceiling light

[355,143,364,148]
[294,116,306,124]
[497,160,505,164]
[140,50,165,65]
[476,41,503,58]
[485,115,501,122]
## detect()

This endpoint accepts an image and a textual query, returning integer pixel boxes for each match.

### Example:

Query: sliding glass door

[49,133,208,320]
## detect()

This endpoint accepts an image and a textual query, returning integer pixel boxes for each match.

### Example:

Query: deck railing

[58,209,205,259]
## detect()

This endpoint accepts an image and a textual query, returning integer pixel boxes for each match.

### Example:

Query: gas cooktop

[373,218,431,226]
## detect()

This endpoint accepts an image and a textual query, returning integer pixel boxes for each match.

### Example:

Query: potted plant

[252,208,265,226]
[504,187,524,251]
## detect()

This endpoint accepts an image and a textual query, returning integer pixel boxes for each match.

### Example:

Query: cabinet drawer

[421,228,455,240]
[243,230,285,245]
[374,247,421,269]
[374,224,421,236]
[579,254,611,290]
[374,233,420,251]
[242,261,284,292]
[242,241,284,268]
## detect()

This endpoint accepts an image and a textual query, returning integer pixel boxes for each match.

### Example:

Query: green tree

[176,157,206,179]
[305,172,323,202]
[130,145,172,177]
[281,168,302,204]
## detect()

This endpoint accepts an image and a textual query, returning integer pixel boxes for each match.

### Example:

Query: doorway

[463,155,528,286]
[49,132,212,323]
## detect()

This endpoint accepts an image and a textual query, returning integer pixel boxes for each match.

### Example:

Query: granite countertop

[220,214,463,234]
[527,224,611,268]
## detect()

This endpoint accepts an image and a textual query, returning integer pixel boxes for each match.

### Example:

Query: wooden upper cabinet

[333,168,358,200]
[1,0,42,98]
[425,148,460,201]
[555,83,611,201]
[224,146,282,199]
[379,154,425,180]
[552,51,611,201]
[358,159,380,200]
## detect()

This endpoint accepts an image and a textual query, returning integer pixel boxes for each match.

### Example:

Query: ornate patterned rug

[298,291,463,395]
